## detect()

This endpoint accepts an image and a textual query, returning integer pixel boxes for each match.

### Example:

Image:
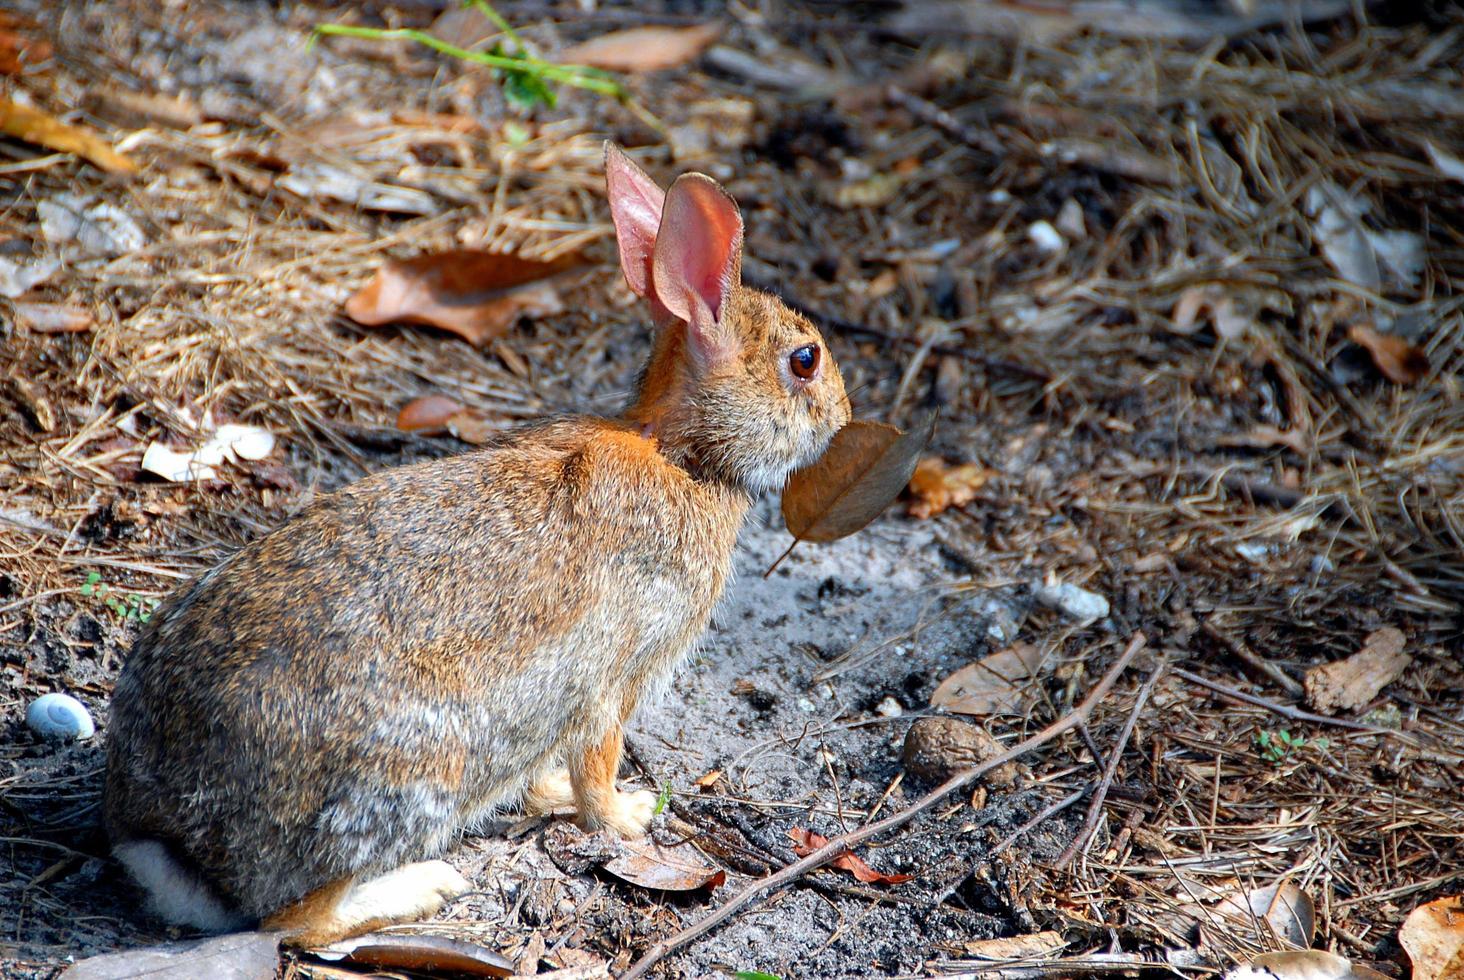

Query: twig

[990,786,1088,858]
[1055,664,1164,867]
[1200,617,1304,697]
[886,85,1005,156]
[619,633,1148,980]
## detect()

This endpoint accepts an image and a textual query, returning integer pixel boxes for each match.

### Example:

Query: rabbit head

[606,144,850,494]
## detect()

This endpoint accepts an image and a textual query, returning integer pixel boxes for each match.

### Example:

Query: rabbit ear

[604,143,666,307]
[652,173,743,369]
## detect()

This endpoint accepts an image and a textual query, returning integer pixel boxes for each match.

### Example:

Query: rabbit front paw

[600,788,658,838]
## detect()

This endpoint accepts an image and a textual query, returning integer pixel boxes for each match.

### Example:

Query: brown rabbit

[103,144,850,945]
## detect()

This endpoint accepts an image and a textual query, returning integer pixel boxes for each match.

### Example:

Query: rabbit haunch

[103,145,850,945]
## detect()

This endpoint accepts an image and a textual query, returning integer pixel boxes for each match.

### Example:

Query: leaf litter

[786,828,913,886]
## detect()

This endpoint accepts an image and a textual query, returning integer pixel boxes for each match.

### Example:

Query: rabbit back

[105,417,746,919]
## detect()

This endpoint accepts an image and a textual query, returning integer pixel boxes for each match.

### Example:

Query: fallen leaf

[13,300,91,334]
[1306,181,1423,292]
[787,828,913,885]
[1400,895,1464,980]
[0,255,59,298]
[930,642,1048,716]
[602,838,727,892]
[1224,950,1392,980]
[1347,324,1429,384]
[561,23,721,73]
[38,194,147,256]
[907,457,993,518]
[694,770,724,790]
[140,425,275,482]
[345,250,580,347]
[962,931,1068,959]
[1305,626,1410,715]
[60,930,279,979]
[0,17,51,75]
[397,395,467,434]
[782,413,936,543]
[1214,881,1316,948]
[0,98,136,174]
[445,408,498,445]
[311,933,513,978]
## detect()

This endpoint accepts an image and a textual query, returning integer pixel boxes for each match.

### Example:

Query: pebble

[1033,581,1110,622]
[902,717,1024,787]
[874,696,903,718]
[26,693,95,741]
[1027,220,1064,253]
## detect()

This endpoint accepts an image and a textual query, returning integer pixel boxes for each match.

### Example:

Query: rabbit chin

[738,429,833,495]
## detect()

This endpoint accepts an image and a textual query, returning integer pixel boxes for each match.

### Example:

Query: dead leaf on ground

[782,414,936,544]
[397,395,467,434]
[0,98,136,174]
[1305,626,1410,715]
[0,14,52,75]
[1224,950,1392,980]
[1213,881,1316,948]
[787,827,914,885]
[310,933,513,978]
[930,642,1048,717]
[962,931,1068,960]
[13,300,92,334]
[60,930,279,979]
[561,23,721,73]
[602,838,727,892]
[1307,180,1423,291]
[907,456,993,518]
[1347,324,1429,385]
[694,769,723,790]
[346,250,580,347]
[1400,896,1464,980]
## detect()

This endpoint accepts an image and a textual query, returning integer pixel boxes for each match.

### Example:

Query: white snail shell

[26,693,96,741]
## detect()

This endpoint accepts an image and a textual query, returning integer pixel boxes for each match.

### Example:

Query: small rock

[902,716,1023,787]
[1033,581,1109,621]
[26,693,95,741]
[875,696,903,718]
[1027,220,1064,253]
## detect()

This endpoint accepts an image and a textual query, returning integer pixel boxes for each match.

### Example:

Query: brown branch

[1200,618,1304,697]
[1054,663,1164,867]
[619,633,1148,980]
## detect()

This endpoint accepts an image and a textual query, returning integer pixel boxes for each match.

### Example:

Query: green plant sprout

[733,972,783,980]
[1254,728,1329,765]
[81,571,161,623]
[653,780,673,816]
[313,0,661,129]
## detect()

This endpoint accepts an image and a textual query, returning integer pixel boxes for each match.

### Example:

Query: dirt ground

[3,1,1463,979]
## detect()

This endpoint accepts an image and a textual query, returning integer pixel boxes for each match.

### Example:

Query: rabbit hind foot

[265,860,470,947]
[523,768,575,816]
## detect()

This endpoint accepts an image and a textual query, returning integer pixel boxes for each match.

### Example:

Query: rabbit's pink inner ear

[651,173,743,363]
[605,143,666,303]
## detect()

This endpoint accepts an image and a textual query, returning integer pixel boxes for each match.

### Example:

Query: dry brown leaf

[1305,626,1410,715]
[1347,324,1429,385]
[930,642,1048,717]
[1400,896,1464,980]
[782,414,936,543]
[0,98,137,174]
[60,931,279,979]
[0,18,51,75]
[397,395,466,434]
[694,770,723,790]
[13,300,92,334]
[1214,881,1316,948]
[1225,950,1393,980]
[561,23,721,73]
[962,931,1067,960]
[907,456,993,518]
[602,838,726,892]
[788,828,914,885]
[345,250,580,347]
[314,933,513,978]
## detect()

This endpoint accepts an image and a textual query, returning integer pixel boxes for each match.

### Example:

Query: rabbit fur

[103,145,850,945]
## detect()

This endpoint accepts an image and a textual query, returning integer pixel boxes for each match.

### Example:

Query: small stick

[619,633,1148,980]
[1055,664,1164,867]
[1200,617,1303,697]
[990,785,1088,858]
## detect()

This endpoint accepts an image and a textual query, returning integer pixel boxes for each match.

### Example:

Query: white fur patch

[113,840,246,932]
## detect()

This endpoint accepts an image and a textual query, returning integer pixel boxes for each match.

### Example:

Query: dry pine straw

[2,0,1463,972]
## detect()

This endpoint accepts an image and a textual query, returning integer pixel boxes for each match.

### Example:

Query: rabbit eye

[789,344,820,381]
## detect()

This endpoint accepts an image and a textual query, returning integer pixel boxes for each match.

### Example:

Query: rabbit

[103,143,851,946]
